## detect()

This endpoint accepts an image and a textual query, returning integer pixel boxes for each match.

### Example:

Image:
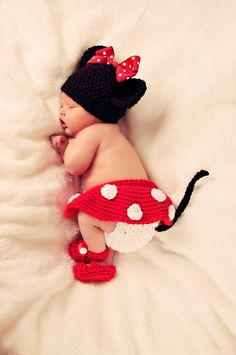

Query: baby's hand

[50,134,69,158]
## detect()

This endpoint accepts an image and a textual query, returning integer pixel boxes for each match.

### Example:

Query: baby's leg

[72,212,116,282]
[78,212,116,262]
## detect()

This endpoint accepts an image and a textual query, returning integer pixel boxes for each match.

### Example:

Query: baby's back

[82,123,148,190]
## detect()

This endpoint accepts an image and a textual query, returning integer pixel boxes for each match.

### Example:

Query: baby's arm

[63,127,99,176]
[50,134,69,161]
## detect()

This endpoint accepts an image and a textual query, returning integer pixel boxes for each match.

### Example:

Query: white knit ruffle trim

[104,221,159,253]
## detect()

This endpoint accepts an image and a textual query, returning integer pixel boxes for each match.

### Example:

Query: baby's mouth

[60,118,67,129]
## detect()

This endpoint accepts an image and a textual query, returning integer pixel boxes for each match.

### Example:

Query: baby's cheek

[71,112,81,124]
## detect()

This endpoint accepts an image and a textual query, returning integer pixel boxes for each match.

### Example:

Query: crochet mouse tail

[155,170,209,232]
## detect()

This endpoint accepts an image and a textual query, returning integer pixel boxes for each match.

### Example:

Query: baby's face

[60,92,100,137]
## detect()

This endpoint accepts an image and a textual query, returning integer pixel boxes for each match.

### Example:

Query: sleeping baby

[51,45,208,283]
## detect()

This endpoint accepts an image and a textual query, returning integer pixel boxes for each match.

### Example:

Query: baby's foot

[50,134,69,155]
[73,261,116,282]
[68,240,110,263]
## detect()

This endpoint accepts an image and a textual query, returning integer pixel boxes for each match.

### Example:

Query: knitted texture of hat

[61,64,125,123]
[61,45,147,123]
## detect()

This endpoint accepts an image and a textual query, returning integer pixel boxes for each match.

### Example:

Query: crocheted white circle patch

[68,193,80,204]
[127,203,143,221]
[100,184,118,200]
[79,247,87,255]
[151,188,166,202]
[168,205,175,220]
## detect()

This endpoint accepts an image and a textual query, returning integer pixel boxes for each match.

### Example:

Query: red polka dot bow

[86,46,141,82]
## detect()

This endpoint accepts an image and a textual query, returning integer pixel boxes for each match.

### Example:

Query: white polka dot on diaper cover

[168,205,175,220]
[151,188,166,202]
[127,203,143,221]
[67,193,80,204]
[100,184,118,200]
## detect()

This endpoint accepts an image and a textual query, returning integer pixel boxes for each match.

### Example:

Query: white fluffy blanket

[1,1,236,354]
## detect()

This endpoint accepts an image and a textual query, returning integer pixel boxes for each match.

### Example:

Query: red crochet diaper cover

[64,179,175,252]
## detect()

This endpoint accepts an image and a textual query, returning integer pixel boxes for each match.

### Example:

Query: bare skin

[51,92,148,257]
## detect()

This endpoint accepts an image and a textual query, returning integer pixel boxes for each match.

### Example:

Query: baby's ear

[110,79,147,109]
[74,45,107,70]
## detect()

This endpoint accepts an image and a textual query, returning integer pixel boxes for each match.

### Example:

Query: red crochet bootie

[73,261,116,283]
[68,240,110,263]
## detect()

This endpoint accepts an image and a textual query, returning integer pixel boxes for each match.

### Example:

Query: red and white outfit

[64,179,175,253]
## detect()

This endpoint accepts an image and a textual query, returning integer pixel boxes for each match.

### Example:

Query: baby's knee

[78,212,93,229]
[98,220,116,233]
[78,212,116,233]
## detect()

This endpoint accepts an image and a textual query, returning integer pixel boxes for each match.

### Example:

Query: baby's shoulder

[83,123,120,137]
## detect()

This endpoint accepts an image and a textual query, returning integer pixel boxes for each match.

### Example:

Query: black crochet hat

[61,45,147,123]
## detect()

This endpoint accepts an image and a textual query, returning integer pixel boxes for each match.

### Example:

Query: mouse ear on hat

[110,78,147,109]
[74,45,107,71]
